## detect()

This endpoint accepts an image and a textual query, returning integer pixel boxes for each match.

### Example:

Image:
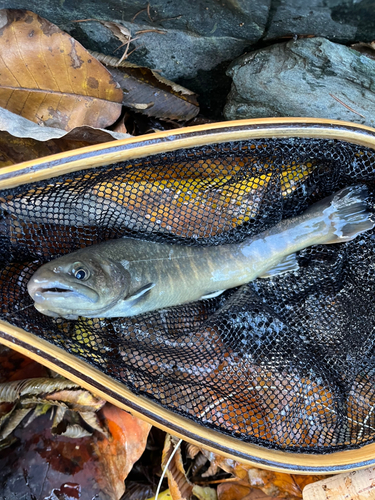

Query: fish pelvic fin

[320,185,374,243]
[200,289,225,300]
[259,253,299,278]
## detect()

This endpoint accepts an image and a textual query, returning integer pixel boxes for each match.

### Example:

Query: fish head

[27,252,131,319]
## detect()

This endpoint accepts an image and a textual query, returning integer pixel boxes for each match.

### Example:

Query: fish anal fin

[200,289,225,300]
[259,253,299,278]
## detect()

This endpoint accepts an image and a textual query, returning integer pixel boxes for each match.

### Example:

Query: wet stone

[224,37,375,128]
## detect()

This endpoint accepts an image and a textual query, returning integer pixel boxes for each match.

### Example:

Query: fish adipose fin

[259,253,299,278]
[322,185,374,243]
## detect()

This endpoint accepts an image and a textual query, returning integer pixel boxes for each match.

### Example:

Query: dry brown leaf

[45,388,106,412]
[0,377,80,402]
[91,51,199,121]
[0,107,130,167]
[303,467,375,500]
[217,483,279,500]
[0,9,123,130]
[351,41,375,60]
[95,403,152,499]
[197,448,325,500]
[162,434,194,500]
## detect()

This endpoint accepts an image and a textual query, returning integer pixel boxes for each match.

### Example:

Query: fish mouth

[28,280,99,304]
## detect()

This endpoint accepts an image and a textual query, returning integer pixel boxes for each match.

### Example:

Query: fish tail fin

[319,185,374,244]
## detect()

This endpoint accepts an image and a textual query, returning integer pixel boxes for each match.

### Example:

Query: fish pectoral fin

[126,282,155,302]
[259,253,299,278]
[200,289,225,300]
[97,283,156,318]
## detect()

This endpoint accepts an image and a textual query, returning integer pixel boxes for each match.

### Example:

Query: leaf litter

[0,346,151,499]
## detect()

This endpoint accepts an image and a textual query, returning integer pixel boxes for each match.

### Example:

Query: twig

[72,18,100,23]
[131,7,147,23]
[329,93,366,119]
[114,36,141,52]
[146,2,154,22]
[135,29,167,35]
[115,36,142,65]
[131,2,182,24]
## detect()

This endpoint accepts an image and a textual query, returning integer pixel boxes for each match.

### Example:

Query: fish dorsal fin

[259,253,299,278]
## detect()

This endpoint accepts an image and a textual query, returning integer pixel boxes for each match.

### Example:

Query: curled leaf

[0,377,79,402]
[0,9,123,130]
[91,52,199,121]
[79,410,109,437]
[162,434,193,500]
[45,389,106,412]
[60,423,92,438]
[0,407,31,439]
[0,107,129,143]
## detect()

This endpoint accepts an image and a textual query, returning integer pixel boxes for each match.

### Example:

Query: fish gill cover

[0,137,374,453]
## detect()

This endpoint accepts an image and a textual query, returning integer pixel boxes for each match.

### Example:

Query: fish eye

[74,269,88,280]
[72,265,90,281]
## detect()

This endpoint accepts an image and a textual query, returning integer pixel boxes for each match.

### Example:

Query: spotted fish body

[27,186,374,320]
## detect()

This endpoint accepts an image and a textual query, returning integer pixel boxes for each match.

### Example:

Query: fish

[1,163,315,239]
[27,185,374,320]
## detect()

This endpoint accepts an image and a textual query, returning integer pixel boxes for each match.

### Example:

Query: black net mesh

[1,137,375,453]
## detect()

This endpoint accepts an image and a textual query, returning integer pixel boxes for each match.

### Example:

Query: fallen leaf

[147,489,173,500]
[91,52,199,121]
[95,404,152,499]
[0,107,130,167]
[162,434,193,500]
[1,149,315,239]
[217,483,279,500]
[45,389,105,411]
[0,9,123,130]
[193,484,218,500]
[0,405,150,500]
[217,483,257,500]
[0,377,80,402]
[196,448,326,500]
[351,41,375,60]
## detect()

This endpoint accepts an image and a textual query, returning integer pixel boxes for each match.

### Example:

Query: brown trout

[27,185,374,320]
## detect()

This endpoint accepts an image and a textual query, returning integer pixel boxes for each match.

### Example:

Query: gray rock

[0,1,269,80]
[224,37,375,128]
[264,0,357,42]
[79,19,250,80]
